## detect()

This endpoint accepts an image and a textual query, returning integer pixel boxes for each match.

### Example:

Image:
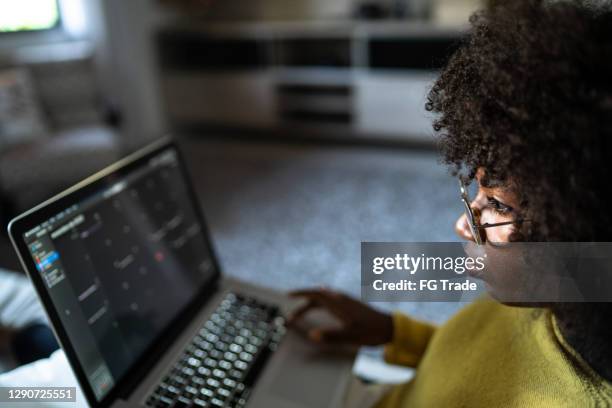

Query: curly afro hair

[427,0,612,241]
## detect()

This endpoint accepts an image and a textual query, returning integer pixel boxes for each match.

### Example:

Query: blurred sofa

[0,57,122,217]
[0,52,123,225]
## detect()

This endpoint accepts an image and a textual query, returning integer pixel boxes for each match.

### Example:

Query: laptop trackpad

[249,332,354,408]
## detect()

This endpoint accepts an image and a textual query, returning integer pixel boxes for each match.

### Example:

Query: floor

[180,137,464,324]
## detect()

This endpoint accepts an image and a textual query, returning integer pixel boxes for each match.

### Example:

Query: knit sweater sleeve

[383,312,437,368]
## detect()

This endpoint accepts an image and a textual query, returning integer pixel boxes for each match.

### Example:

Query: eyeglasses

[459,178,520,245]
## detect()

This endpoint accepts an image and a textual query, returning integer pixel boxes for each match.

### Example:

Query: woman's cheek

[479,209,516,243]
[485,223,515,243]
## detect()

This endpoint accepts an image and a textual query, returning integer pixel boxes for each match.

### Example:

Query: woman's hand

[287,288,393,346]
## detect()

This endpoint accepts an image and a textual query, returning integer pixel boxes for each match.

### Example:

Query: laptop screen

[21,147,216,401]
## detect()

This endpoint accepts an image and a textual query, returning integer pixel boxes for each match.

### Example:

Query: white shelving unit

[157,20,465,142]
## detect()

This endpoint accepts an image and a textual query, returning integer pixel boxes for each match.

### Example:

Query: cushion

[0,68,48,149]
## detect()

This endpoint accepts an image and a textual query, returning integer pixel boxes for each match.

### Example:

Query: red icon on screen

[154,251,165,262]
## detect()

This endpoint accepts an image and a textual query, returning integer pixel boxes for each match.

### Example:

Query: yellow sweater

[376,299,612,407]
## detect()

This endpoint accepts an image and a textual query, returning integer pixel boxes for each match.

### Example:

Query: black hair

[427,0,612,242]
[427,0,612,381]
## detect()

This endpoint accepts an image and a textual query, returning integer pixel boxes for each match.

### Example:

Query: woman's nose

[455,205,485,243]
[455,212,476,242]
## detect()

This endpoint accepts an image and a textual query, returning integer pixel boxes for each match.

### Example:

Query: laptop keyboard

[145,293,286,408]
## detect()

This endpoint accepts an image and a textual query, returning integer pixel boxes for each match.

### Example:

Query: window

[0,0,60,33]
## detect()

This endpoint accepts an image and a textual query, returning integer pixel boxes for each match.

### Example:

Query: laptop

[8,137,355,408]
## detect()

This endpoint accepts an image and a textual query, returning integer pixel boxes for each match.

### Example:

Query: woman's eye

[486,197,513,215]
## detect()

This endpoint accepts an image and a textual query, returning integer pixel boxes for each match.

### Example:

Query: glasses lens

[464,206,482,244]
[460,180,483,244]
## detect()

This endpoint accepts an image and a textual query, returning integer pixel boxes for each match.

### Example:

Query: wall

[92,0,173,151]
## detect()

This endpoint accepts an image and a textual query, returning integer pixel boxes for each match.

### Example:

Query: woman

[289,1,612,406]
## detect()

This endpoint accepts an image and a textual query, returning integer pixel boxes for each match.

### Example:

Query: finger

[289,289,347,319]
[308,328,354,345]
[286,301,317,325]
[290,288,347,306]
[289,288,328,300]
